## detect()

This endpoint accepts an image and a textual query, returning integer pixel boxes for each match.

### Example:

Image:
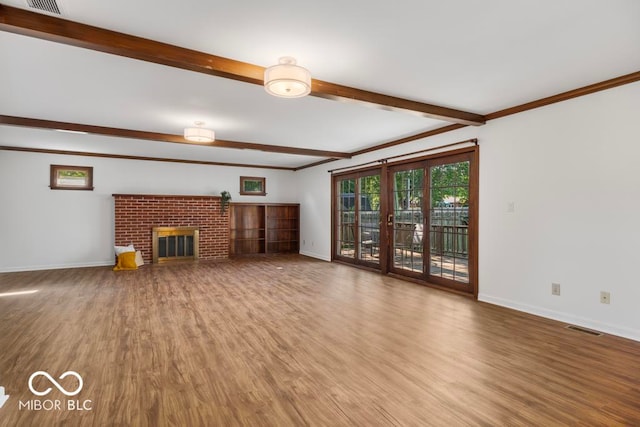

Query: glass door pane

[358,174,381,264]
[392,168,424,273]
[428,161,470,283]
[336,178,356,258]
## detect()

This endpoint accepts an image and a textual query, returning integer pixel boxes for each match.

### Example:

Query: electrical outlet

[552,283,561,296]
[600,291,611,304]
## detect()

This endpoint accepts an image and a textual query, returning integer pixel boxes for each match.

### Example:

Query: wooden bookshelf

[266,204,300,254]
[229,204,265,255]
[229,203,299,255]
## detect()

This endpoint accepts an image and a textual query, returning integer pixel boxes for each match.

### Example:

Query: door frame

[386,151,477,295]
[331,145,478,297]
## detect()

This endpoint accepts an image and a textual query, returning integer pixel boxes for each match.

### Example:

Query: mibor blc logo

[19,370,92,412]
[28,371,83,397]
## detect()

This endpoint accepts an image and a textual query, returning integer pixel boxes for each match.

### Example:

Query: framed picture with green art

[239,176,266,196]
[50,165,94,190]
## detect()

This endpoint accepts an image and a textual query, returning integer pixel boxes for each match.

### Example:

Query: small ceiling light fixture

[264,56,311,98]
[184,121,215,143]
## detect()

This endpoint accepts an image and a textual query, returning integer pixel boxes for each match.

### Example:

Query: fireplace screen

[158,235,194,258]
[152,227,199,263]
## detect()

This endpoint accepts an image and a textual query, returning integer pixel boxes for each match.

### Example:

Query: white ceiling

[1,0,639,169]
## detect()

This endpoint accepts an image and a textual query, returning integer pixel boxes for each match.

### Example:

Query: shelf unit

[229,204,265,255]
[229,203,299,255]
[266,204,299,253]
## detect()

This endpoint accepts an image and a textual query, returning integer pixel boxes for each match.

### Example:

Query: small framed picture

[50,165,94,190]
[239,176,266,196]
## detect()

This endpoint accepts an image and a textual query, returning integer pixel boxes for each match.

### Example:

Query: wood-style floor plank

[0,255,639,426]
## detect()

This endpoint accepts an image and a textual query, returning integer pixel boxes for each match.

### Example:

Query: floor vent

[566,325,603,336]
[26,0,62,15]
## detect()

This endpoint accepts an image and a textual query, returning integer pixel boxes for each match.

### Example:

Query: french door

[388,151,475,294]
[332,147,477,296]
[388,162,425,278]
[334,170,382,267]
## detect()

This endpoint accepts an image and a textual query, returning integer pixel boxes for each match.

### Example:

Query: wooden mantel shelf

[112,194,221,199]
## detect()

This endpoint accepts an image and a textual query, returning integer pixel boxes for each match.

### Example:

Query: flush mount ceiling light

[264,56,311,98]
[184,121,215,143]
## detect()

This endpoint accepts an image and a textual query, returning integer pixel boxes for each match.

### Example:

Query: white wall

[297,81,640,341]
[0,152,297,272]
[478,82,640,341]
[297,164,332,260]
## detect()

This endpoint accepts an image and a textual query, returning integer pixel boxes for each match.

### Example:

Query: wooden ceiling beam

[0,115,351,159]
[0,5,485,126]
[0,145,296,171]
[310,81,484,125]
[485,70,640,120]
[351,124,466,156]
[0,5,265,84]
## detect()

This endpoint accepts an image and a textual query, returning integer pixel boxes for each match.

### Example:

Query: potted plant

[220,191,232,213]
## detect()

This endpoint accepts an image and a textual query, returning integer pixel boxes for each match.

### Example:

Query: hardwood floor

[0,255,639,426]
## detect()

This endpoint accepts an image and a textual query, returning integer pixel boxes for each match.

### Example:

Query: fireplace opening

[152,227,199,263]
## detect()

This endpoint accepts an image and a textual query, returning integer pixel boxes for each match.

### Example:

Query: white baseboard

[299,250,331,262]
[478,293,640,342]
[0,260,114,274]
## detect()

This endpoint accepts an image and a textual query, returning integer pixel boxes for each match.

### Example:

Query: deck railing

[338,211,468,257]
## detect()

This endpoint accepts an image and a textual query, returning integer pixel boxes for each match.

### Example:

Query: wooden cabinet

[229,204,265,255]
[229,203,299,255]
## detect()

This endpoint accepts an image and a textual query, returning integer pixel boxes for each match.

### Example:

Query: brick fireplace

[113,194,229,264]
